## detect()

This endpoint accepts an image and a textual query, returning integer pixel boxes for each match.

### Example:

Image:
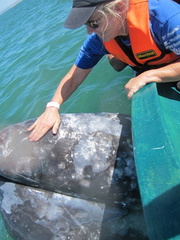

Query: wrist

[46,102,60,110]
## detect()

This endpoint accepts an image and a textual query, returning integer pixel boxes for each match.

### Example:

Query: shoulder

[75,34,108,69]
[148,0,180,22]
[148,0,180,55]
[83,33,108,54]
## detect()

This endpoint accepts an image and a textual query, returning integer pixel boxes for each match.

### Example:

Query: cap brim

[64,7,96,29]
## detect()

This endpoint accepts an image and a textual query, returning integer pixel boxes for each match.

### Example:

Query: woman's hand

[28,65,92,142]
[125,70,160,99]
[125,61,180,98]
[125,74,148,99]
[28,107,61,142]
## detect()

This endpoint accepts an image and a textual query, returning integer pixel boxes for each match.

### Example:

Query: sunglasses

[85,19,101,29]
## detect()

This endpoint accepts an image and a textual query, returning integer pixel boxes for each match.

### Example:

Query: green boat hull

[132,82,180,240]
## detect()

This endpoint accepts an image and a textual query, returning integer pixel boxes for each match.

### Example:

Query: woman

[28,0,180,141]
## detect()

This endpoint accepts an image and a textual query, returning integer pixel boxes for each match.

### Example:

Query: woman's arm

[28,64,92,141]
[125,60,180,99]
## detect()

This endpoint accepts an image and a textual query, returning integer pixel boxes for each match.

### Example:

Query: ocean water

[0,0,133,239]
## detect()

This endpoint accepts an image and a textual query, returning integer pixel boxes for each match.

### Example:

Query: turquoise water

[0,0,133,238]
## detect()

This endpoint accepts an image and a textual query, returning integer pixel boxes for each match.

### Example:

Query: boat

[132,82,180,240]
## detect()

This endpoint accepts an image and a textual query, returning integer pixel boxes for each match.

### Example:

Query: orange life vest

[103,0,179,67]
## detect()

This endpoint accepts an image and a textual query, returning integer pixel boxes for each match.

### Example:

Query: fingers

[125,81,136,99]
[27,120,37,132]
[28,108,61,142]
[28,118,45,142]
[52,120,60,135]
[29,124,50,142]
[126,89,134,99]
[125,85,139,99]
[125,76,146,99]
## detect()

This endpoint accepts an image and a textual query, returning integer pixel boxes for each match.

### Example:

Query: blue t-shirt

[75,0,180,69]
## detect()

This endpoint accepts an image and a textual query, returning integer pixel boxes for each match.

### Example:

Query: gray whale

[0,113,148,240]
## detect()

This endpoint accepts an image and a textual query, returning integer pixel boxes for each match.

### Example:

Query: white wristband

[46,102,60,110]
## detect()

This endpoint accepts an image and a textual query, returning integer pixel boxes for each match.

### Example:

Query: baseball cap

[64,0,113,29]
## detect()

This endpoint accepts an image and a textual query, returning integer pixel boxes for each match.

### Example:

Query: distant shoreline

[0,0,23,15]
